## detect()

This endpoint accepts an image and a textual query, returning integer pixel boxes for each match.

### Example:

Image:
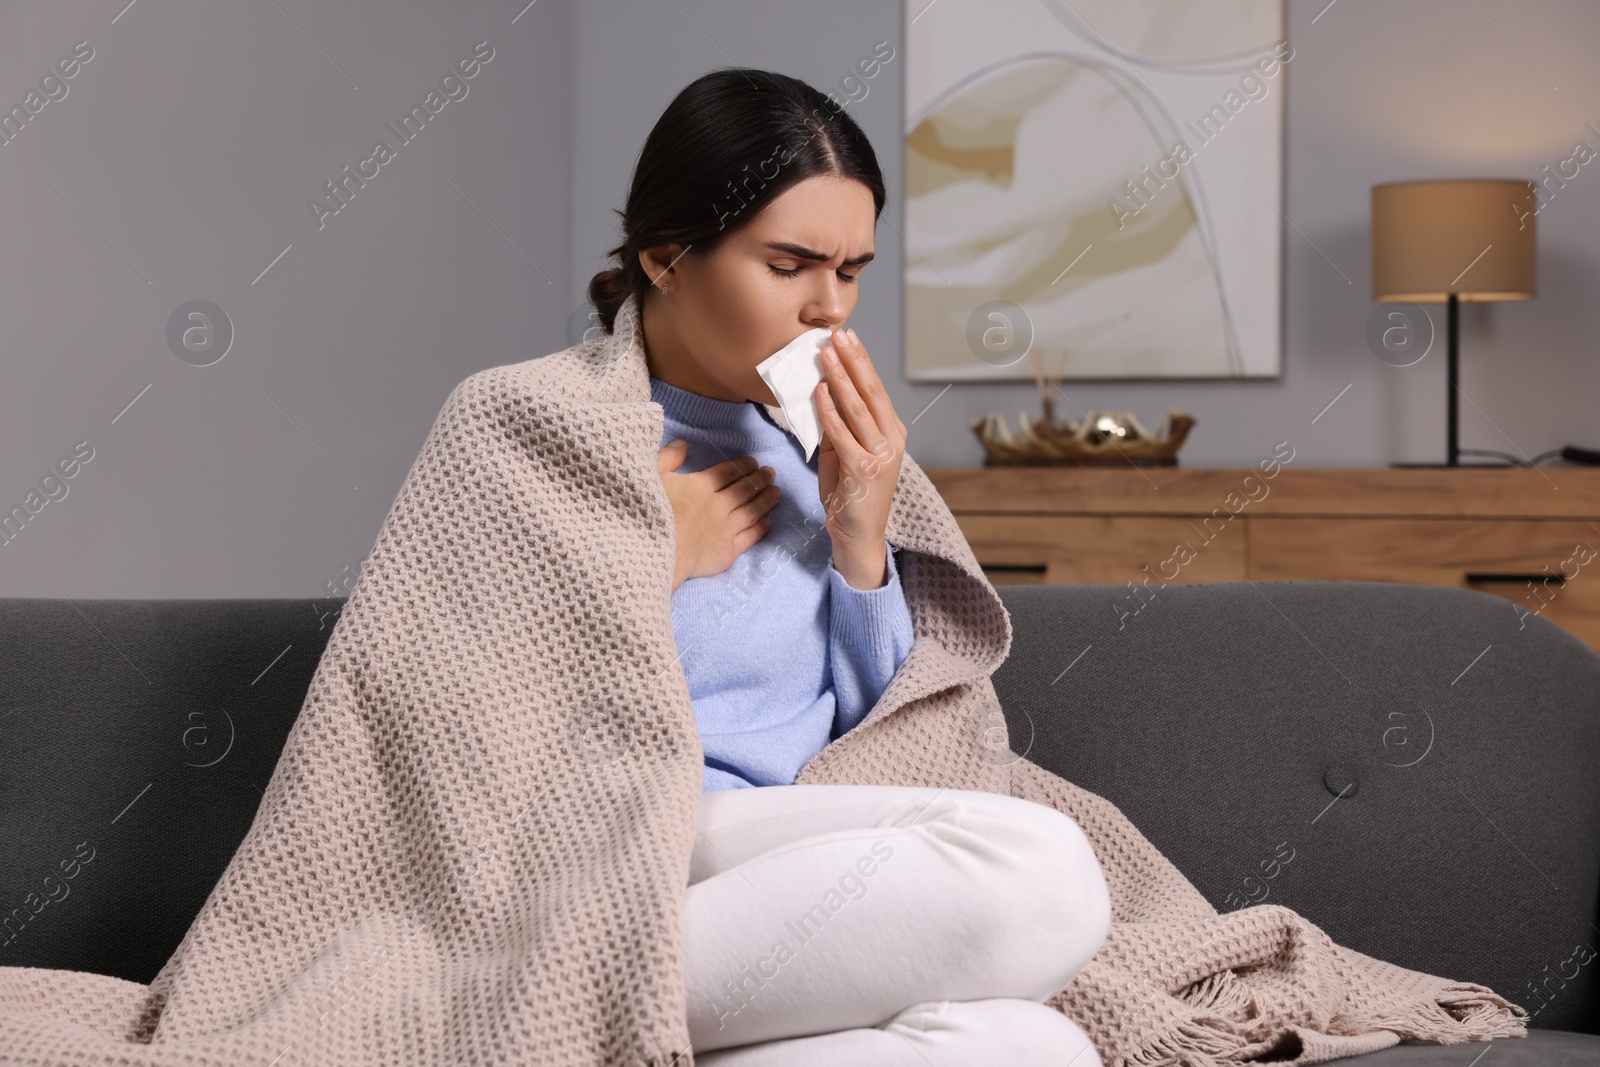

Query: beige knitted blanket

[0,294,1527,1065]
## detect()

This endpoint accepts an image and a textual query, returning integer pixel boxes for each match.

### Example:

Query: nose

[804,280,852,333]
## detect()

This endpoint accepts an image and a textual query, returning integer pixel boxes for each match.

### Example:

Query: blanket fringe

[1108,985,1527,1067]
[1437,982,1531,1038]
[1331,982,1528,1045]
[1119,1016,1256,1067]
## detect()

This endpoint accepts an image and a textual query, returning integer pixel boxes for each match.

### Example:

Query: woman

[585,68,1112,1066]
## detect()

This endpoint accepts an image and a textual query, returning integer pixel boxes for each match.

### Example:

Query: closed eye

[769,264,860,284]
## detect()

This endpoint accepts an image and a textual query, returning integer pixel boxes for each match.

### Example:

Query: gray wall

[0,0,571,597]
[5,0,1597,597]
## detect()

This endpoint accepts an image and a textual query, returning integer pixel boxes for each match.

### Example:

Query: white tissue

[755,326,837,461]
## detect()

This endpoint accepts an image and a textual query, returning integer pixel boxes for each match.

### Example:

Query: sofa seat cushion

[1341,1030,1596,1065]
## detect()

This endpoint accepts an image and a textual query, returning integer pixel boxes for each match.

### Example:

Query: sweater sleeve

[827,541,916,739]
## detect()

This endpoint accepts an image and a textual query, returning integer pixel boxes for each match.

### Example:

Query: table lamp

[1371,178,1537,467]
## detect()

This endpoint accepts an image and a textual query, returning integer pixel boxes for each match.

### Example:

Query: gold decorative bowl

[969,409,1196,467]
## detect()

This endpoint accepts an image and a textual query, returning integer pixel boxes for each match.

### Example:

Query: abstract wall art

[904,0,1288,380]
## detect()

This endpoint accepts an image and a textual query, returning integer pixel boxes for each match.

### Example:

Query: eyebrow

[766,242,876,267]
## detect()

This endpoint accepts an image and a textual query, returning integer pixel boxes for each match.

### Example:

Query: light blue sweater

[651,375,917,792]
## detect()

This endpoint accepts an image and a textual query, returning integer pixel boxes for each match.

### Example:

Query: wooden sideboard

[924,466,1600,655]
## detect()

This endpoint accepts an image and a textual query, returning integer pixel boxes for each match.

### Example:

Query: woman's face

[638,174,878,405]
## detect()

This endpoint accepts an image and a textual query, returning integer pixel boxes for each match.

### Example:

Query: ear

[638,244,684,289]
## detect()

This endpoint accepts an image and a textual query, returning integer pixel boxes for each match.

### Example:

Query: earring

[661,280,670,295]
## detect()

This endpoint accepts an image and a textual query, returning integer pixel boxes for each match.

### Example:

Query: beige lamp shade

[1371,179,1537,302]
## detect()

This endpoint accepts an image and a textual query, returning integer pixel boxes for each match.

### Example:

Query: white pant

[682,783,1113,1066]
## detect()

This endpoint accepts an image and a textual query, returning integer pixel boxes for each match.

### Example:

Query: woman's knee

[958,793,1113,995]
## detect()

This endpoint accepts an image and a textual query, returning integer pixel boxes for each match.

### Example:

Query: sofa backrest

[2,582,1596,1033]
[993,580,1600,1035]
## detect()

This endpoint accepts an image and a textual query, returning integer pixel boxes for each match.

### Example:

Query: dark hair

[587,67,886,332]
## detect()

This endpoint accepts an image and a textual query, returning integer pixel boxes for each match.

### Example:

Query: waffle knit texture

[0,294,1528,1065]
[650,373,917,792]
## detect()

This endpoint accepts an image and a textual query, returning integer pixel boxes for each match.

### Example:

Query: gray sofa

[1,580,1596,1063]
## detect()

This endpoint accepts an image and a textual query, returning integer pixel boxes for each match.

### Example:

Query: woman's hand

[656,440,781,593]
[814,328,907,590]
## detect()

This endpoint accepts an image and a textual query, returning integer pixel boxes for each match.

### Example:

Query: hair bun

[586,267,631,333]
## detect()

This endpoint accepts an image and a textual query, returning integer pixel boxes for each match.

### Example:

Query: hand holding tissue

[754,323,911,590]
[756,326,836,461]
